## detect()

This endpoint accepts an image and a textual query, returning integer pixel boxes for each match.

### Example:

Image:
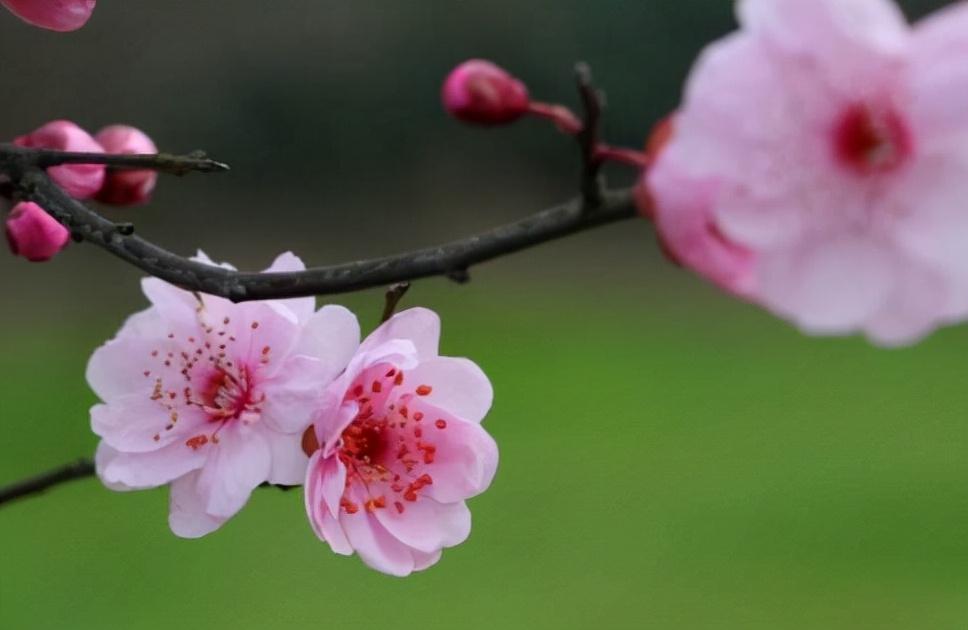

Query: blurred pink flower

[1,0,95,31]
[15,120,105,199]
[5,201,68,262]
[304,308,498,576]
[88,252,360,538]
[95,125,159,206]
[645,0,968,345]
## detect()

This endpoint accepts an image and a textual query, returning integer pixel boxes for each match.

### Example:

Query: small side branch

[0,458,95,505]
[2,144,230,175]
[381,283,412,323]
[575,62,606,206]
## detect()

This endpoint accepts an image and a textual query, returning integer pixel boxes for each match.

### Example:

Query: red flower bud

[94,125,159,206]
[14,120,105,199]
[5,202,69,262]
[442,60,530,126]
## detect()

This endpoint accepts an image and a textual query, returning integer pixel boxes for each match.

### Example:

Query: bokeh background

[1,1,966,628]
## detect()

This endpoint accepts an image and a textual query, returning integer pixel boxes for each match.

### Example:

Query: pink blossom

[88,252,360,538]
[645,0,968,345]
[304,308,498,576]
[442,59,530,126]
[1,0,95,31]
[15,120,105,200]
[5,201,69,262]
[94,125,159,206]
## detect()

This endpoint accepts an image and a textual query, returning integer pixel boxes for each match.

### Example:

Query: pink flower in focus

[1,0,95,31]
[645,0,968,345]
[95,125,159,206]
[304,308,498,576]
[442,59,531,125]
[15,120,105,199]
[5,201,69,262]
[88,252,360,538]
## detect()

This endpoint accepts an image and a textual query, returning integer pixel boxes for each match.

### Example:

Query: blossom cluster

[6,120,156,262]
[87,253,499,576]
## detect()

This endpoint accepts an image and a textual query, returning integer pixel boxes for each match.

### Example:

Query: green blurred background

[1,1,966,628]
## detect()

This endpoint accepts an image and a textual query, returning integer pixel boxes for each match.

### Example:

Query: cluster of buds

[5,120,157,263]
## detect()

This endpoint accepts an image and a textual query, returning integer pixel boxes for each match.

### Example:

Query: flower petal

[96,439,205,490]
[405,405,499,503]
[86,334,182,402]
[195,427,271,518]
[910,2,968,151]
[359,308,440,359]
[169,471,228,539]
[261,427,308,486]
[402,357,493,424]
[91,395,206,453]
[373,498,471,555]
[304,452,353,554]
[263,252,316,324]
[340,506,416,577]
[738,0,909,90]
[259,355,327,434]
[296,305,361,382]
[758,236,895,334]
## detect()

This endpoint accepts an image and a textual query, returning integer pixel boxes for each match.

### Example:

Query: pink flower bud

[14,120,105,199]
[5,202,69,262]
[94,125,159,206]
[442,59,530,126]
[1,0,96,32]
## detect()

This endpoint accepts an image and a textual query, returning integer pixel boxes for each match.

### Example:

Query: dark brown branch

[14,166,637,302]
[575,62,606,206]
[0,458,95,505]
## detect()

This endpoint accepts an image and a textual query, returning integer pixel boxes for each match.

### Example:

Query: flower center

[201,366,255,421]
[833,103,912,175]
[333,366,444,515]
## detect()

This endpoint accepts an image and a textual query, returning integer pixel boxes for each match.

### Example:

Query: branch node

[575,62,606,208]
[114,222,135,236]
[446,268,472,284]
[381,282,412,323]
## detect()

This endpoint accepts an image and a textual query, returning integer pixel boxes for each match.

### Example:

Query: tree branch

[2,143,230,175]
[13,166,637,302]
[0,458,95,505]
[0,457,302,506]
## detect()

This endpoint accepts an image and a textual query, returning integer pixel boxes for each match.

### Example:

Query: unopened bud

[442,59,530,126]
[2,0,96,32]
[94,125,159,206]
[14,120,105,199]
[5,202,69,262]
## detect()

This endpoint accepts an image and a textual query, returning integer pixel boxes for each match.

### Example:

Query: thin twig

[381,283,412,323]
[5,144,230,175]
[0,458,95,505]
[575,62,606,207]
